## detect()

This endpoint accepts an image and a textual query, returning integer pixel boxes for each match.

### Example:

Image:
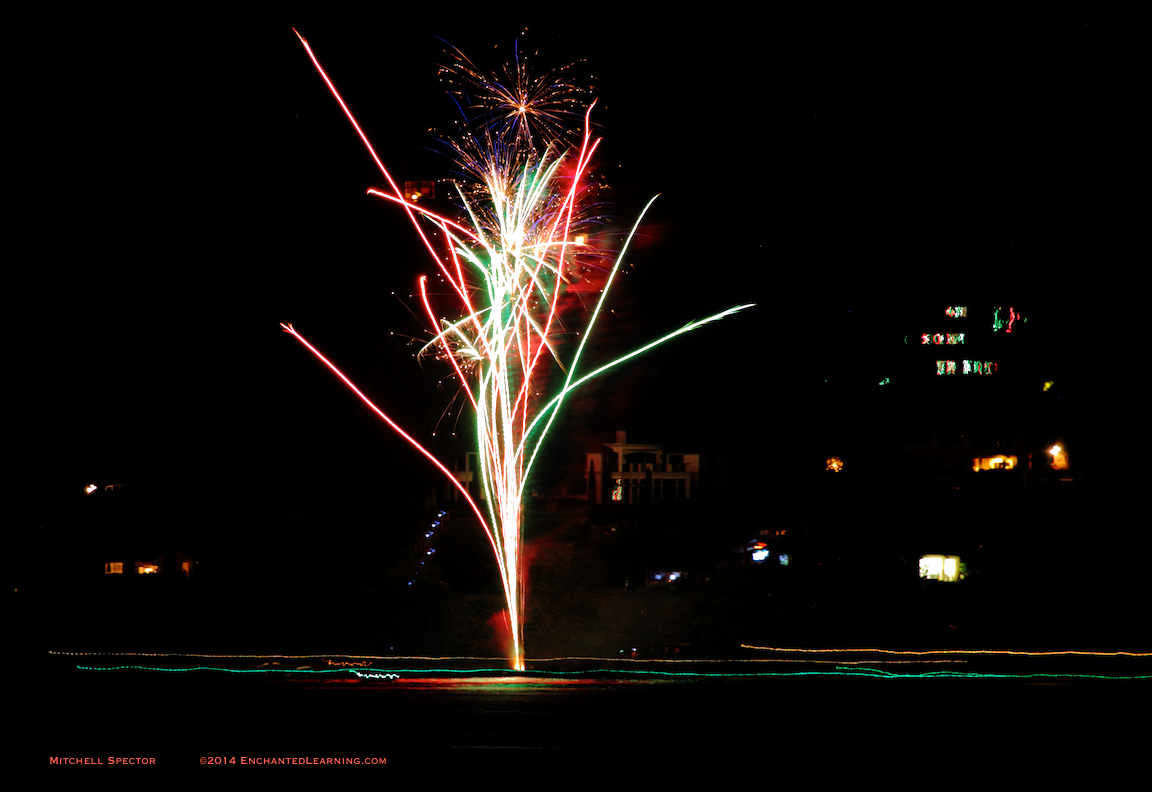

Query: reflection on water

[329,675,671,692]
[42,652,1149,773]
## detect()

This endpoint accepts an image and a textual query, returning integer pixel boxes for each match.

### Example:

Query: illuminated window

[135,563,160,575]
[972,455,1017,472]
[403,180,435,202]
[992,307,1021,333]
[941,360,995,376]
[919,555,961,582]
[104,561,123,575]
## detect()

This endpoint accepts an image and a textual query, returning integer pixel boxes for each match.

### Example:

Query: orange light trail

[740,645,1151,657]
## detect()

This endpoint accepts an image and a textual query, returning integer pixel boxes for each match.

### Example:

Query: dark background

[19,11,1141,656]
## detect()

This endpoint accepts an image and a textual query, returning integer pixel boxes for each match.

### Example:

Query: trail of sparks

[69,665,1152,682]
[278,323,504,571]
[58,650,1152,681]
[53,649,1152,661]
[739,645,1152,657]
[289,31,753,670]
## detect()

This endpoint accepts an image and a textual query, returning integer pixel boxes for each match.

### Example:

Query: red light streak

[293,29,442,272]
[278,323,502,567]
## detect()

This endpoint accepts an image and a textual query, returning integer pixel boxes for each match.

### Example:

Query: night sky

[30,20,768,493]
[19,16,1149,775]
[23,14,1135,604]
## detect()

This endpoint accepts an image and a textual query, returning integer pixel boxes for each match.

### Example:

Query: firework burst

[437,33,592,156]
[288,30,752,670]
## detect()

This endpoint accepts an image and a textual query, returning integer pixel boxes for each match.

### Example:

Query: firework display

[288,30,752,670]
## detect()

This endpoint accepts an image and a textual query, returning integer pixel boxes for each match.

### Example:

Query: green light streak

[73,665,1152,681]
[76,665,349,675]
[521,301,754,492]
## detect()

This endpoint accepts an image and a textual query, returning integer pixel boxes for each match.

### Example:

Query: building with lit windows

[828,298,1078,489]
[581,430,700,505]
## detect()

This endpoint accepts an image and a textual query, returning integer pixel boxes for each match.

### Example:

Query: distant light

[1050,445,1061,455]
[919,555,961,582]
[85,483,97,494]
[972,455,1017,472]
[752,550,770,563]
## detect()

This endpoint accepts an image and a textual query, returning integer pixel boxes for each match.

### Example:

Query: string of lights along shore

[286,30,752,670]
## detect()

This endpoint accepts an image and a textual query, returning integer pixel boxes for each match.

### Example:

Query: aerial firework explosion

[288,30,752,670]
